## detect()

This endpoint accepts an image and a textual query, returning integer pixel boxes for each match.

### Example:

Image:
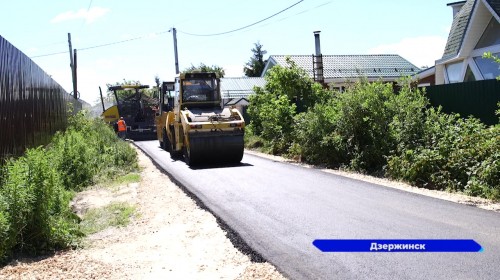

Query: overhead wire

[30,0,312,58]
[177,0,304,37]
[79,0,94,29]
[245,1,332,31]
[30,29,171,58]
[30,50,69,58]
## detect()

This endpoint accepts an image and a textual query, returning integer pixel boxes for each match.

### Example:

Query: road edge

[132,143,272,265]
[244,149,500,213]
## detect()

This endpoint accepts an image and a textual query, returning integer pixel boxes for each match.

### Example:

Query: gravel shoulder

[0,145,286,280]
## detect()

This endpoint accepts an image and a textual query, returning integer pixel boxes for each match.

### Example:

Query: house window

[463,65,476,82]
[475,18,500,49]
[446,61,463,83]
[474,52,500,80]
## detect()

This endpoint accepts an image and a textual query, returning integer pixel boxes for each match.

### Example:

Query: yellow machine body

[155,72,245,166]
[101,105,120,123]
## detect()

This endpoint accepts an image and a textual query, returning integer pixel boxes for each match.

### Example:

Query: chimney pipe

[312,31,325,87]
[447,1,466,18]
[314,31,321,55]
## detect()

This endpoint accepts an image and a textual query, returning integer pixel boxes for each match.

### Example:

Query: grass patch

[111,173,141,186]
[116,173,141,184]
[93,171,141,191]
[79,202,135,235]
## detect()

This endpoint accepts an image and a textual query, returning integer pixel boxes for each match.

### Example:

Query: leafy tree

[244,42,268,77]
[264,57,330,112]
[483,52,500,80]
[153,75,161,99]
[183,63,225,78]
[105,79,155,101]
[247,57,330,154]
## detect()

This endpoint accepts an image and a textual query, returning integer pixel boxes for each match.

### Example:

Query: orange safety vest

[117,120,127,132]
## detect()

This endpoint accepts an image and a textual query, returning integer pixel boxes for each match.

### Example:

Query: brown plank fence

[0,35,81,160]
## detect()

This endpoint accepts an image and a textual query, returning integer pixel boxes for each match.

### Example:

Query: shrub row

[0,111,138,262]
[247,61,499,200]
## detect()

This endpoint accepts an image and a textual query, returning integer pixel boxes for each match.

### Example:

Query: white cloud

[368,36,448,68]
[51,7,110,24]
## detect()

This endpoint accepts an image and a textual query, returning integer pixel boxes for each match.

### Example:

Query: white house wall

[436,64,446,85]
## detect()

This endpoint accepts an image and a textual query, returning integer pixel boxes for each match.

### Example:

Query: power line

[178,0,305,37]
[30,50,68,58]
[79,29,170,51]
[86,0,93,12]
[79,35,148,51]
[246,1,332,31]
[30,0,313,59]
[30,29,170,58]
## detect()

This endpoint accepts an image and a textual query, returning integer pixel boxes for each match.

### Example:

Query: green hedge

[247,70,499,200]
[0,111,138,262]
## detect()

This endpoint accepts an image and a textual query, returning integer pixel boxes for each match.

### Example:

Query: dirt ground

[0,146,286,280]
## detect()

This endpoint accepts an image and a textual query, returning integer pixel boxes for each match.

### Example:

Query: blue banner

[313,239,483,252]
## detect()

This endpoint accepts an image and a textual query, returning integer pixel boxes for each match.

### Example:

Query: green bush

[0,148,80,257]
[0,109,138,262]
[247,57,329,154]
[0,196,11,262]
[387,107,500,199]
[52,129,97,191]
[291,81,418,172]
[247,69,499,199]
[291,100,347,166]
[259,94,296,154]
[51,111,138,191]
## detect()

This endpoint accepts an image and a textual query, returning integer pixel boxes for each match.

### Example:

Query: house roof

[220,77,266,98]
[416,66,436,80]
[442,0,476,59]
[441,0,500,61]
[485,0,500,19]
[224,97,249,106]
[266,55,420,79]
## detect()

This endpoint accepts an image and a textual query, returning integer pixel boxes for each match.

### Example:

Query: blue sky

[1,0,454,104]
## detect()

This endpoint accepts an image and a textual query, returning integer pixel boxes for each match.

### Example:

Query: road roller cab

[156,72,245,166]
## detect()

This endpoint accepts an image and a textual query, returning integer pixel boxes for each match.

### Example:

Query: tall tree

[244,42,268,77]
[182,63,225,78]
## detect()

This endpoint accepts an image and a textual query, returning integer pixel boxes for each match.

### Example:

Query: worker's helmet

[120,117,124,119]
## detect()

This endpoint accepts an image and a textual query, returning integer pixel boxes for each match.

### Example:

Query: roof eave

[482,0,500,22]
[261,56,277,77]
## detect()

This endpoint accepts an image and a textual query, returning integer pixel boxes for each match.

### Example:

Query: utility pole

[67,33,77,99]
[73,49,77,99]
[172,27,179,74]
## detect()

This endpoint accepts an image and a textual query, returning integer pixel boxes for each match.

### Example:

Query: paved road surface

[135,140,500,280]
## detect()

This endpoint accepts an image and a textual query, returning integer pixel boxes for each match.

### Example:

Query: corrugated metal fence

[425,80,500,125]
[0,35,81,160]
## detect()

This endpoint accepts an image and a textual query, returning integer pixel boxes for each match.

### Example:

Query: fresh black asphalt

[135,140,500,280]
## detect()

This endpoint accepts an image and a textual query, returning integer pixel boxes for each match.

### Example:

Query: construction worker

[117,117,127,140]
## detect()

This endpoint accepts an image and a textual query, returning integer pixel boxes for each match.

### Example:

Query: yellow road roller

[155,72,245,166]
